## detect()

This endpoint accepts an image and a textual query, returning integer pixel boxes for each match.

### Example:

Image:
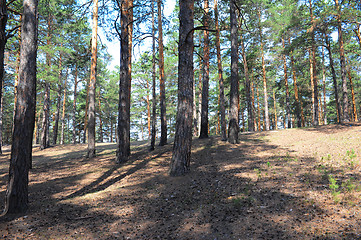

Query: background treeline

[1,0,361,148]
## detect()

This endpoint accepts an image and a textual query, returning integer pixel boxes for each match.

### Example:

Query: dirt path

[0,124,360,239]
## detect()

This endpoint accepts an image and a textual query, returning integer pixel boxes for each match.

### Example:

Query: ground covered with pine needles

[0,123,361,239]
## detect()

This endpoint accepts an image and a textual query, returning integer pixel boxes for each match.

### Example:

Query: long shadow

[62,149,167,200]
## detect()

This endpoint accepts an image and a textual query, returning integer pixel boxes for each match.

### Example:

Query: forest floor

[0,123,361,239]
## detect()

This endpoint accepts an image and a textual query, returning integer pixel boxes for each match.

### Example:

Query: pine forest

[0,0,361,238]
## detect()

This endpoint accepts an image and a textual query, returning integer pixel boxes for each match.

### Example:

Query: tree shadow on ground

[0,134,360,239]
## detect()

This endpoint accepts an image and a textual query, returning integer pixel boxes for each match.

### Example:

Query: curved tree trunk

[4,0,38,215]
[169,0,194,176]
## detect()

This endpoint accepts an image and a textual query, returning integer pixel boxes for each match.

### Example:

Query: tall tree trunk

[335,0,349,122]
[347,62,357,122]
[273,90,277,130]
[83,80,89,143]
[282,37,291,128]
[250,79,257,131]
[3,0,38,215]
[193,70,198,136]
[308,48,315,124]
[290,47,303,127]
[256,86,261,131]
[169,0,194,176]
[150,0,157,151]
[309,0,319,126]
[146,79,151,139]
[72,65,78,144]
[0,0,7,154]
[87,0,98,158]
[322,46,327,125]
[240,23,253,132]
[98,93,103,142]
[14,15,21,113]
[199,0,209,139]
[117,0,132,163]
[158,0,167,146]
[214,0,226,139]
[52,51,62,145]
[197,65,202,135]
[228,0,239,143]
[60,69,68,145]
[257,7,270,131]
[324,32,341,123]
[40,10,52,150]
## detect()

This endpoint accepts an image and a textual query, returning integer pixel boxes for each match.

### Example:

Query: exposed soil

[0,123,361,239]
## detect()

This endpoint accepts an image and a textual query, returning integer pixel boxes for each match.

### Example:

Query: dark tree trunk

[4,0,38,215]
[72,66,78,144]
[52,52,62,145]
[158,0,167,146]
[40,82,50,149]
[87,0,98,158]
[335,0,349,122]
[169,0,194,176]
[324,32,341,124]
[240,25,253,132]
[199,0,209,139]
[228,0,239,143]
[150,0,156,151]
[117,0,132,163]
[214,0,226,140]
[0,0,7,155]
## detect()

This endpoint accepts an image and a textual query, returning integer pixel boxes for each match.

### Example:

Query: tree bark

[257,7,270,131]
[87,0,98,158]
[309,0,319,126]
[273,90,277,130]
[4,0,38,215]
[117,0,132,163]
[199,0,209,139]
[290,46,303,127]
[214,0,226,139]
[347,62,357,122]
[72,66,78,144]
[282,37,291,128]
[228,0,239,143]
[321,46,327,125]
[324,32,341,123]
[335,0,349,122]
[150,0,157,151]
[40,9,52,150]
[169,0,194,176]
[52,51,62,145]
[0,0,7,154]
[60,69,68,145]
[146,78,151,139]
[158,0,167,146]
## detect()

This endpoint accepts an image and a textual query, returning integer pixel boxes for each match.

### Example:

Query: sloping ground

[0,124,360,239]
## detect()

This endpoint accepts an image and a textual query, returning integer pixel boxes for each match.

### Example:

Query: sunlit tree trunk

[158,0,167,146]
[4,0,38,215]
[228,0,239,143]
[87,0,98,158]
[150,0,157,151]
[282,37,291,128]
[169,0,194,176]
[309,0,319,126]
[60,69,68,145]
